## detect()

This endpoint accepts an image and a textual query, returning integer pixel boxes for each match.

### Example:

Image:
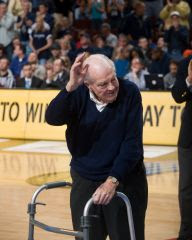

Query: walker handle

[45,181,72,189]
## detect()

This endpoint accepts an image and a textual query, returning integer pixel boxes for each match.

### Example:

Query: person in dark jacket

[45,53,148,240]
[148,47,170,75]
[171,56,192,240]
[120,1,151,42]
[164,11,189,61]
[16,63,43,88]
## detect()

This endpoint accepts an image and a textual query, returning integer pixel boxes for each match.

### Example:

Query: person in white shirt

[124,57,149,90]
[0,1,17,59]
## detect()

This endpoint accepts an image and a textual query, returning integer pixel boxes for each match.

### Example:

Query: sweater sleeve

[171,57,192,103]
[45,88,79,126]
[110,86,143,181]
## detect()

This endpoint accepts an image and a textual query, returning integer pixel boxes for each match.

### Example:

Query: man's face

[0,3,7,16]
[170,63,178,75]
[138,38,148,49]
[23,65,32,78]
[0,59,9,71]
[53,59,63,74]
[51,49,60,58]
[87,69,119,104]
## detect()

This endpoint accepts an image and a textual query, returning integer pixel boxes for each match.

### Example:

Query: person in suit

[171,56,192,240]
[16,63,43,88]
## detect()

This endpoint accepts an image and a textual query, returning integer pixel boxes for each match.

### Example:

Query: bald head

[83,54,116,83]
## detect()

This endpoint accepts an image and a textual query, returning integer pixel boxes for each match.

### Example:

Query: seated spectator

[107,0,125,31]
[29,15,53,64]
[112,45,130,78]
[124,57,149,90]
[160,0,190,29]
[148,47,170,75]
[54,0,73,25]
[129,47,145,62]
[163,59,178,89]
[27,51,46,80]
[88,0,105,31]
[59,35,76,62]
[42,63,54,89]
[138,36,152,67]
[156,36,168,53]
[144,0,163,18]
[11,35,22,58]
[164,11,189,61]
[75,33,95,57]
[54,16,71,39]
[120,1,151,42]
[10,44,28,79]
[101,23,118,48]
[16,63,43,88]
[93,35,113,58]
[74,0,90,20]
[36,2,54,30]
[0,1,17,60]
[50,58,69,89]
[61,55,71,72]
[49,42,61,61]
[117,33,129,48]
[0,57,15,88]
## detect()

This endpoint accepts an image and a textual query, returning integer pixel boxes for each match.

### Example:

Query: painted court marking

[3,141,176,158]
[3,141,70,154]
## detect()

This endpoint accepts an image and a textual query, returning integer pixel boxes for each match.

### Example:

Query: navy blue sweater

[45,80,144,182]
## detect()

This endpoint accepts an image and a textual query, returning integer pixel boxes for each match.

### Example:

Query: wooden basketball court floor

[0,139,180,240]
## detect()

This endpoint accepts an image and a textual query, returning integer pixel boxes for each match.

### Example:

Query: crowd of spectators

[0,0,192,90]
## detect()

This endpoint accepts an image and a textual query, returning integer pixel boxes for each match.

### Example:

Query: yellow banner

[142,92,184,145]
[0,90,184,145]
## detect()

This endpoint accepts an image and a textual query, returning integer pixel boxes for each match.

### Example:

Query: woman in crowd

[29,15,53,64]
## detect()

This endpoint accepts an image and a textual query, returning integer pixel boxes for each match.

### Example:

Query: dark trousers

[70,165,148,240]
[178,146,192,239]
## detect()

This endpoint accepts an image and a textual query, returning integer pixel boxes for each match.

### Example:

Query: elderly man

[45,53,148,240]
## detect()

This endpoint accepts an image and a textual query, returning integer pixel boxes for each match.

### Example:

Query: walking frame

[27,181,136,240]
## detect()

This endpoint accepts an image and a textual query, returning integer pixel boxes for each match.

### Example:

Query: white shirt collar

[89,91,107,112]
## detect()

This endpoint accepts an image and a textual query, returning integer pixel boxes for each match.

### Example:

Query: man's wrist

[66,82,77,92]
[107,176,119,186]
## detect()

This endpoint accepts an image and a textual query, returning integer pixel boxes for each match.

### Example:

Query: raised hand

[66,53,89,92]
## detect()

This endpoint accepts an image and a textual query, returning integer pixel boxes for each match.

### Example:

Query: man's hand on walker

[92,178,119,205]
